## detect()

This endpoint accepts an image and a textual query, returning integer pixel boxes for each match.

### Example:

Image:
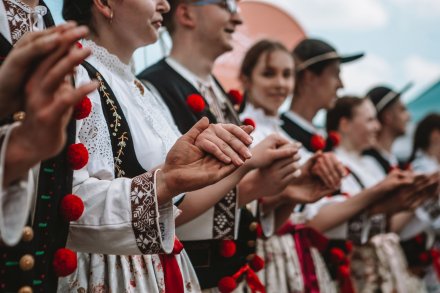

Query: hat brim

[340,53,365,63]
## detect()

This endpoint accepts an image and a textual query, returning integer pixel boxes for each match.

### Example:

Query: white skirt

[57,250,201,292]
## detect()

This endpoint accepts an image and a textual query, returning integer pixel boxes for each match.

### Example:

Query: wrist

[155,169,176,205]
[7,124,41,167]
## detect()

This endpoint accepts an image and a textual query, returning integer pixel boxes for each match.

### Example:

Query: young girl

[238,39,344,293]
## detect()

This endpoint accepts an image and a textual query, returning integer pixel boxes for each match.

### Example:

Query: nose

[231,8,243,26]
[337,75,344,89]
[159,0,170,13]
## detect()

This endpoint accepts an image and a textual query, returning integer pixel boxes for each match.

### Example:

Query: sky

[46,0,440,102]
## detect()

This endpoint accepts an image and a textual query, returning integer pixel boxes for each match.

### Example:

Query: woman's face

[246,49,294,116]
[343,99,381,151]
[112,0,170,47]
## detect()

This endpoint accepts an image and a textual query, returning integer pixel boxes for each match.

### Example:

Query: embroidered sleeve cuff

[131,169,175,254]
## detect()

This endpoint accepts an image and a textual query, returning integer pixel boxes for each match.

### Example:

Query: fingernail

[236,158,244,166]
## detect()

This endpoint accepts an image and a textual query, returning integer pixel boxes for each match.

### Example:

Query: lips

[224,28,235,34]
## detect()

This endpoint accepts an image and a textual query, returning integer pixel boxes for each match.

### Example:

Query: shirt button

[18,286,33,293]
[249,222,258,232]
[22,226,34,242]
[19,255,34,271]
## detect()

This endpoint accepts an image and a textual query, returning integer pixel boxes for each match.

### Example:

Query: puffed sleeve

[0,123,34,246]
[65,66,174,255]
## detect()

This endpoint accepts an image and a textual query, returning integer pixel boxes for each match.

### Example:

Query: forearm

[389,211,414,233]
[176,164,251,226]
[238,169,276,206]
[273,199,297,230]
[3,124,40,188]
[307,185,384,232]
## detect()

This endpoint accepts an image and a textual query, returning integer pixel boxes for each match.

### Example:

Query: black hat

[367,82,413,113]
[293,38,364,72]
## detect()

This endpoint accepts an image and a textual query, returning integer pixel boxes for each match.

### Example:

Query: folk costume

[138,58,271,292]
[57,40,199,293]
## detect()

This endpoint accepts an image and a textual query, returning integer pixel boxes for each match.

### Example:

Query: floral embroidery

[95,72,128,178]
[130,171,162,254]
[3,0,31,44]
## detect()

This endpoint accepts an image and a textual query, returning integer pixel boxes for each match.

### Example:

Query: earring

[109,11,114,24]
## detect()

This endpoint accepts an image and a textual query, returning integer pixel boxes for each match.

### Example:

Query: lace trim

[78,97,114,175]
[81,39,134,82]
[131,171,162,254]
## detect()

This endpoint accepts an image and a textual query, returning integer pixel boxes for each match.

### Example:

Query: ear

[174,3,197,29]
[93,0,113,19]
[339,117,351,134]
[303,69,317,87]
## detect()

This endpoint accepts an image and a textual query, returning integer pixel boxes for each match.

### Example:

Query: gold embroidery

[95,72,127,178]
[134,80,145,96]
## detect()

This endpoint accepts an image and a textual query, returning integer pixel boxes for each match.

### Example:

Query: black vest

[139,59,258,289]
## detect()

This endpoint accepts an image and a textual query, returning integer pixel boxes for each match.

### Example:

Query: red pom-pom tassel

[67,143,89,170]
[220,240,236,258]
[419,251,431,265]
[75,42,83,49]
[53,248,77,277]
[338,265,351,278]
[345,241,353,254]
[60,194,84,221]
[330,248,346,264]
[228,89,243,105]
[328,131,341,147]
[310,134,326,151]
[218,276,237,293]
[249,255,265,272]
[242,118,256,129]
[186,94,206,113]
[73,96,92,120]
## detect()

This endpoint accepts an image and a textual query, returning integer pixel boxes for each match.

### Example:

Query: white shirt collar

[165,57,226,103]
[283,110,319,134]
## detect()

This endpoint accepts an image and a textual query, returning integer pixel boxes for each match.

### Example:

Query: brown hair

[409,113,440,162]
[326,96,366,132]
[240,39,290,79]
[63,0,94,26]
[163,0,184,35]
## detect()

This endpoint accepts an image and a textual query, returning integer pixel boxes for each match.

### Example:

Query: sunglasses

[191,0,238,14]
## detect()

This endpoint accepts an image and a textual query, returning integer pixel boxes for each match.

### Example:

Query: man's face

[383,99,411,137]
[311,61,344,110]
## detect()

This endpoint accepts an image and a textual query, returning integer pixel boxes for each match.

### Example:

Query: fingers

[182,117,210,143]
[197,134,242,165]
[239,124,254,135]
[213,124,253,160]
[268,145,299,161]
[41,46,92,94]
[196,139,232,164]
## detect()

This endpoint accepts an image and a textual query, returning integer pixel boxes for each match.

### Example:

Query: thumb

[181,117,209,143]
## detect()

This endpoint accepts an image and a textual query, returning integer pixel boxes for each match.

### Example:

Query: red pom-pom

[220,240,236,258]
[328,131,341,147]
[419,251,431,264]
[345,241,353,253]
[60,194,84,221]
[186,94,205,113]
[53,248,77,277]
[330,248,346,264]
[228,89,243,105]
[310,134,326,151]
[338,265,350,278]
[73,96,92,120]
[242,118,256,129]
[414,234,425,246]
[75,42,83,49]
[218,276,237,293]
[67,143,89,170]
[249,255,265,272]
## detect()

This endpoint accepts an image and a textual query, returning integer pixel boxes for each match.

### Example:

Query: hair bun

[62,0,92,25]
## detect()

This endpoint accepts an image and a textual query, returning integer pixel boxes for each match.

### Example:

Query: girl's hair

[408,113,440,162]
[62,0,93,26]
[240,39,290,79]
[326,96,366,132]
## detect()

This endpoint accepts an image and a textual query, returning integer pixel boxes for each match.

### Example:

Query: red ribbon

[230,264,265,293]
[431,249,440,281]
[337,266,355,293]
[159,237,184,293]
[278,222,329,293]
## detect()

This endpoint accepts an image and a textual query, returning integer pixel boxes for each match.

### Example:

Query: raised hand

[159,117,247,198]
[281,152,346,204]
[0,22,79,118]
[194,122,253,166]
[246,134,301,170]
[4,24,98,187]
